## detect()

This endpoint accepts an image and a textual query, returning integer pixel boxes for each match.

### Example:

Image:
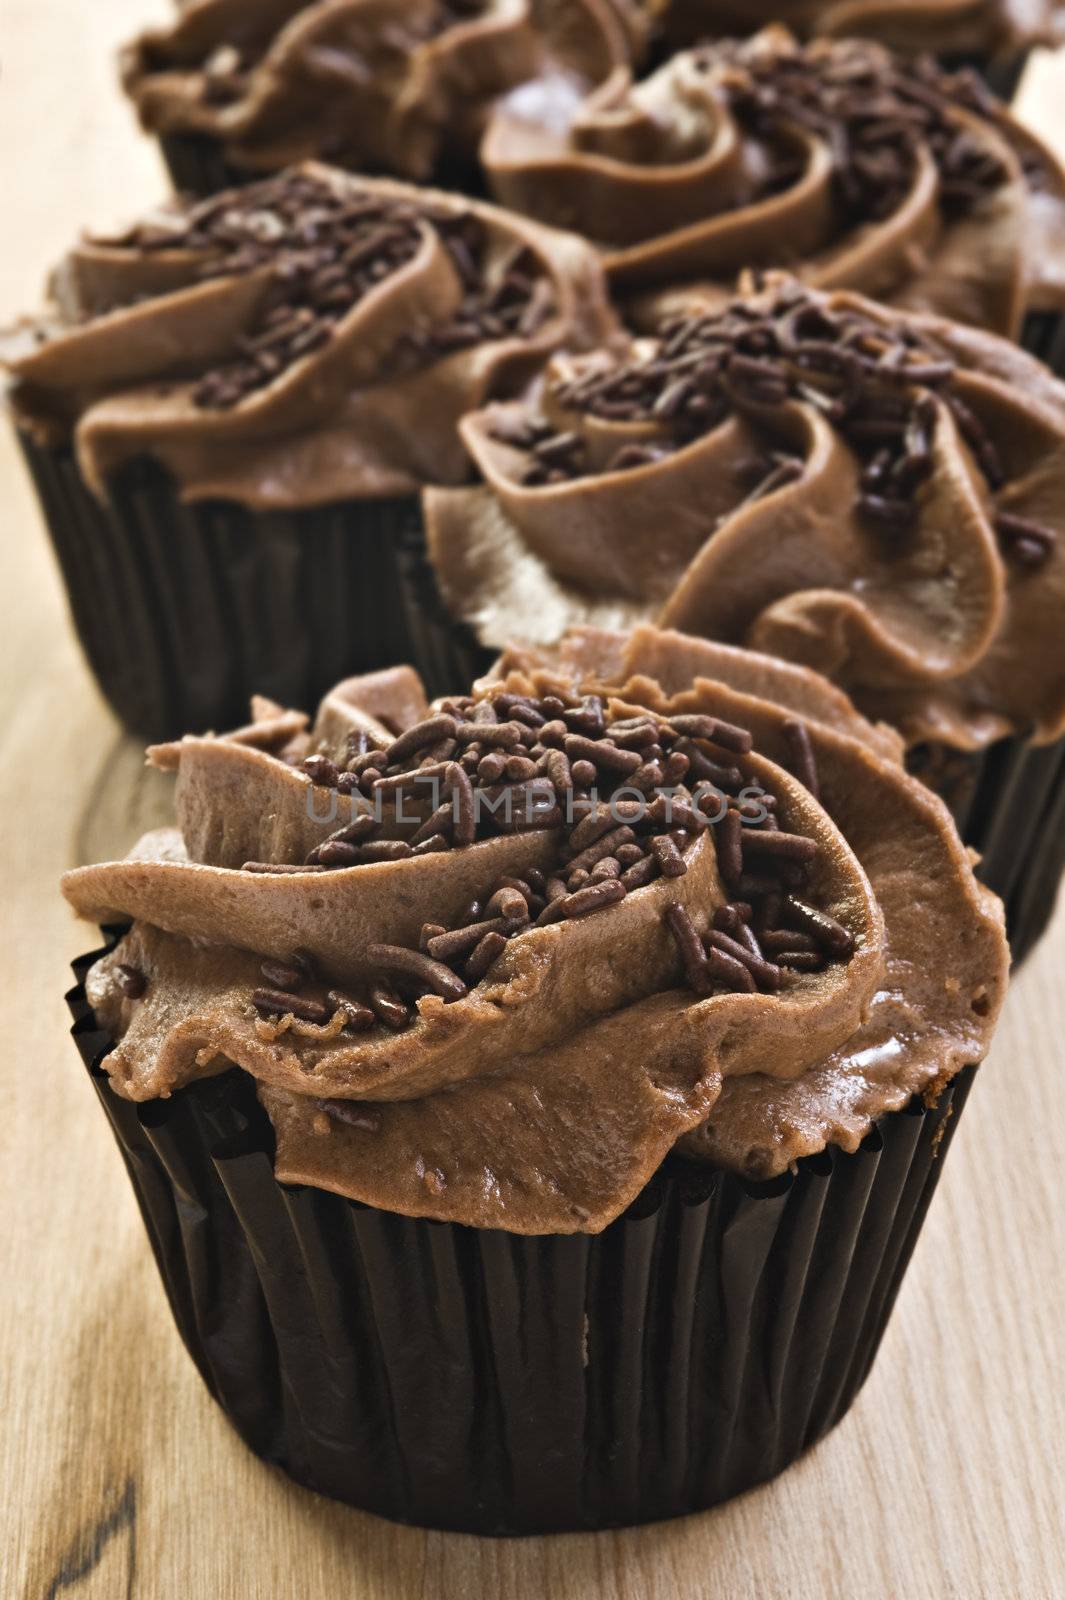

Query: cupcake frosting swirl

[482,28,1065,334]
[62,627,1006,1232]
[426,279,1065,750]
[1,164,615,507]
[121,0,643,183]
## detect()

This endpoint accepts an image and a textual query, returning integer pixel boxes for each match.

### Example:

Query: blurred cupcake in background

[121,0,648,198]
[63,623,1007,1532]
[1,165,615,737]
[482,28,1065,351]
[425,278,1065,959]
[650,1,1062,97]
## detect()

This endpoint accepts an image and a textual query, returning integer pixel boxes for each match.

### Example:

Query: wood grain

[2,7,1064,1596]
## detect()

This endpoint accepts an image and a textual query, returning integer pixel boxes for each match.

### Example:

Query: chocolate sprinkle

[651,834,688,878]
[782,719,821,800]
[260,959,305,992]
[706,928,781,992]
[368,984,411,1032]
[502,278,1042,554]
[668,889,835,997]
[114,964,147,1000]
[994,511,1057,569]
[365,943,469,1003]
[705,38,1012,225]
[776,950,825,972]
[465,930,509,981]
[253,988,332,1025]
[326,990,376,1031]
[242,684,857,1032]
[665,904,711,993]
[560,880,628,919]
[706,945,757,994]
[781,896,856,959]
[742,829,819,864]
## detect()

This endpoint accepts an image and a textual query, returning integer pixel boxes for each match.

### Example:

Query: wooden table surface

[3,6,1064,1596]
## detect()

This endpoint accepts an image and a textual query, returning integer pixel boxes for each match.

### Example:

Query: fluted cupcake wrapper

[68,933,976,1536]
[911,731,1065,965]
[18,435,491,739]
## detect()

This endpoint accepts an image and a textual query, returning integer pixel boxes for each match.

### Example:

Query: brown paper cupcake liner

[910,731,1065,964]
[18,434,491,739]
[67,931,977,1536]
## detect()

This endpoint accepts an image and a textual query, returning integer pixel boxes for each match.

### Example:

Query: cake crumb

[291,1009,348,1041]
[255,1013,293,1041]
[931,1103,955,1158]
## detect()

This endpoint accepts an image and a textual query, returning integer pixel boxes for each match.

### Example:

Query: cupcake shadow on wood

[61,626,1008,1532]
[2,165,614,737]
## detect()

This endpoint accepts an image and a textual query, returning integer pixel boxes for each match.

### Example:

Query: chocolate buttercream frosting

[654,1,1063,58]
[62,627,1006,1232]
[1,164,616,508]
[482,27,1065,334]
[426,278,1065,750]
[121,0,646,185]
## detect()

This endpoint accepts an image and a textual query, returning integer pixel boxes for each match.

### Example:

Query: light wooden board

[2,6,1064,1596]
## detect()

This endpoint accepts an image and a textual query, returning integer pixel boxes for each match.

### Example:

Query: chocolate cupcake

[62,624,1006,1532]
[1,164,614,737]
[121,0,648,199]
[652,1,1062,96]
[426,279,1065,960]
[482,27,1065,346]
